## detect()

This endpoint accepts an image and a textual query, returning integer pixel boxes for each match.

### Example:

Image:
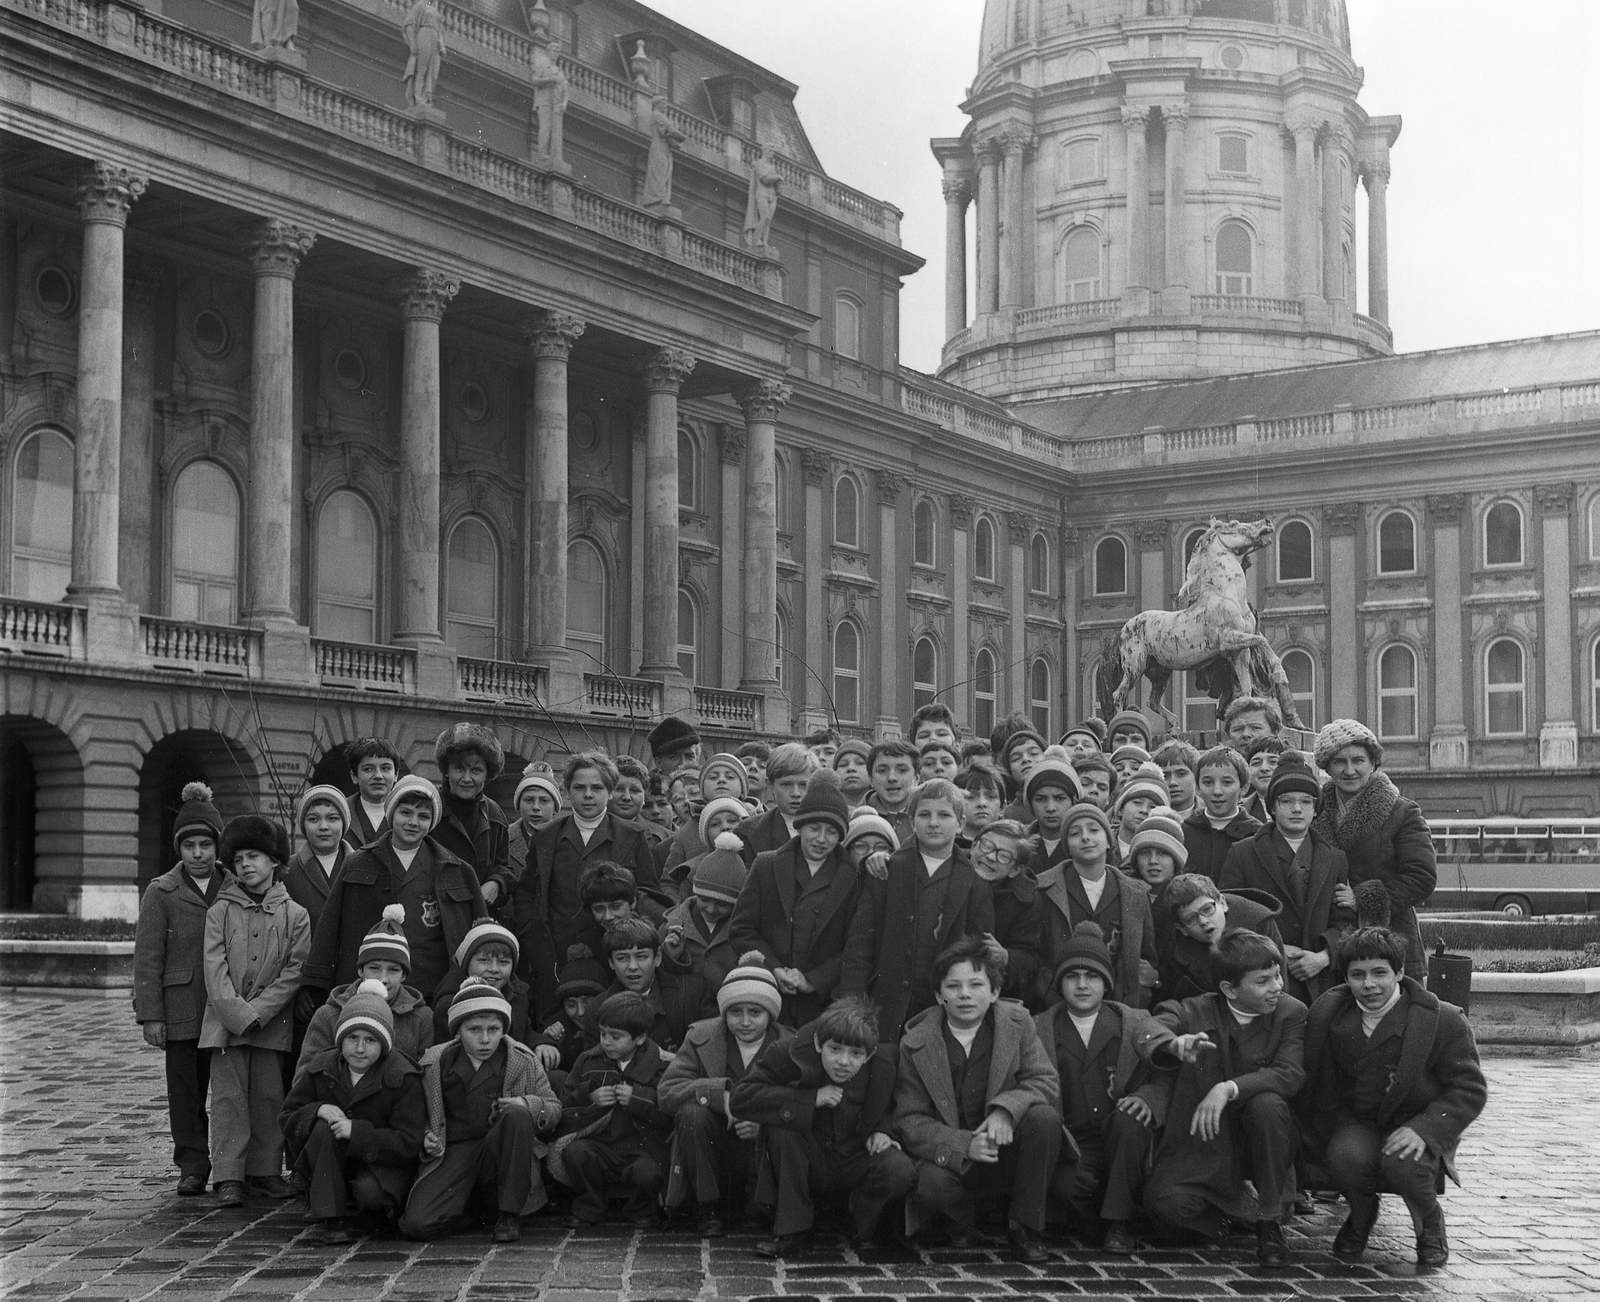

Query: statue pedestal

[256,44,307,70]
[407,104,448,170]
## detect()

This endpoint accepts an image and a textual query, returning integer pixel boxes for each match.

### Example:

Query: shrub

[1421,916,1600,953]
[0,917,138,942]
[1467,943,1600,974]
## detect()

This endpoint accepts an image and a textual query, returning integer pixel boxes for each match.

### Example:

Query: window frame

[1059,134,1102,188]
[1483,499,1525,569]
[1376,509,1418,576]
[1217,131,1250,175]
[774,452,791,535]
[973,647,997,741]
[1094,534,1127,596]
[833,475,861,549]
[1280,647,1317,731]
[565,537,608,672]
[1059,225,1103,303]
[912,635,939,712]
[913,498,937,568]
[1180,670,1218,733]
[833,619,862,724]
[1029,533,1051,594]
[1588,495,1600,562]
[1592,635,1600,735]
[676,586,700,685]
[1377,643,1419,741]
[677,427,700,512]
[833,293,863,361]
[1214,219,1254,296]
[9,427,75,603]
[974,515,997,582]
[315,488,381,644]
[168,459,242,626]
[1029,658,1052,737]
[443,515,501,659]
[1276,518,1315,583]
[1484,636,1527,738]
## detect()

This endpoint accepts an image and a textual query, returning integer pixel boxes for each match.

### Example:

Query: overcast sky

[647,0,1599,376]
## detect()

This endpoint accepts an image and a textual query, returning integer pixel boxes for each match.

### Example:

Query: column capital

[799,446,830,487]
[1061,525,1082,551]
[76,162,147,226]
[974,136,1004,164]
[948,493,977,530]
[1007,511,1033,548]
[1134,518,1169,548]
[1323,121,1355,152]
[1359,159,1392,187]
[522,308,586,358]
[734,377,792,423]
[1159,101,1190,128]
[396,268,459,322]
[719,428,747,464]
[1426,492,1466,525]
[1535,481,1575,514]
[997,123,1034,157]
[642,345,696,394]
[1322,502,1362,536]
[876,470,907,507]
[248,218,316,278]
[941,174,974,205]
[1120,103,1152,130]
[1283,108,1324,139]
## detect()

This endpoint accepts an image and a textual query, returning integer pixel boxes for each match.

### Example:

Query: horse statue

[1096,517,1304,730]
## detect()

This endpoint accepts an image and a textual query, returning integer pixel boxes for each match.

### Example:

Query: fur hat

[295,784,350,835]
[842,810,899,852]
[555,943,608,1001]
[447,977,513,1033]
[793,775,850,837]
[717,951,783,1019]
[172,782,223,852]
[453,920,520,970]
[1114,762,1169,814]
[1063,802,1113,842]
[1023,746,1081,805]
[1052,921,1115,990]
[647,715,701,758]
[1060,718,1108,749]
[1127,809,1188,868]
[692,833,749,905]
[1106,709,1153,748]
[513,762,562,812]
[699,752,749,796]
[698,796,751,845]
[335,978,395,1054]
[435,723,505,780]
[219,814,290,866]
[1354,880,1392,929]
[385,775,443,825]
[358,903,411,973]
[1315,719,1383,770]
[1266,753,1322,807]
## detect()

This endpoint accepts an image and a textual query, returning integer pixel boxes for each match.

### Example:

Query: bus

[1425,818,1600,916]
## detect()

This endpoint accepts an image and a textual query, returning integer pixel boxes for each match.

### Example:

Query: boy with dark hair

[666,769,701,831]
[1184,746,1262,883]
[804,727,842,767]
[583,916,713,1053]
[866,739,920,847]
[1222,695,1282,751]
[733,996,915,1257]
[830,739,873,804]
[639,771,675,842]
[959,739,993,769]
[578,861,640,935]
[1022,747,1081,870]
[909,702,957,748]
[896,935,1061,1263]
[1242,736,1290,824]
[841,778,995,1040]
[1299,927,1486,1268]
[1147,928,1307,1265]
[954,763,1005,847]
[1073,753,1117,814]
[1151,739,1199,819]
[346,738,403,849]
[431,922,533,1045]
[735,741,772,807]
[552,991,675,1227]
[996,726,1046,819]
[1160,872,1285,1000]
[734,742,815,861]
[917,740,960,782]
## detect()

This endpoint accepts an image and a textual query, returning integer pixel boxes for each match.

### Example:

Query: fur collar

[1313,771,1400,848]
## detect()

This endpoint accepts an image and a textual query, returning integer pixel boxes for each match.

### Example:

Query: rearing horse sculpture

[1099,517,1304,730]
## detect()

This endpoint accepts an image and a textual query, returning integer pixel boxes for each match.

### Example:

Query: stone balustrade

[0,597,84,659]
[313,639,415,693]
[694,686,764,732]
[140,616,257,675]
[584,674,661,718]
[457,656,547,703]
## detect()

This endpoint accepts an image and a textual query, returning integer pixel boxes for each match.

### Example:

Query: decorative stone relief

[1426,493,1467,526]
[949,494,977,530]
[800,447,830,487]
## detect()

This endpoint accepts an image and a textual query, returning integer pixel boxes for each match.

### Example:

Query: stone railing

[1015,299,1119,329]
[1191,293,1303,318]
[899,376,1069,467]
[694,686,763,731]
[313,638,415,692]
[141,616,257,675]
[457,656,547,702]
[583,673,661,718]
[0,597,83,659]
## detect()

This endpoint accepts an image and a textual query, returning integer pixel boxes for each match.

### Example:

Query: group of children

[131,699,1482,1267]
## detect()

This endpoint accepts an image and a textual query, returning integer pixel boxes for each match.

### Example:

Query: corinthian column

[999,126,1032,309]
[1362,161,1391,323]
[1322,124,1351,302]
[522,309,586,660]
[975,141,1000,316]
[1121,105,1151,303]
[942,174,972,339]
[639,346,696,681]
[735,378,791,692]
[1161,102,1190,305]
[1285,111,1322,303]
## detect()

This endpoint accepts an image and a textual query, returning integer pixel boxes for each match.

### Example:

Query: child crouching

[296,905,432,1071]
[281,980,426,1242]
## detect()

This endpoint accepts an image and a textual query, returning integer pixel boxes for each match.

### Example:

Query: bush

[0,917,138,942]
[1467,943,1600,974]
[1421,916,1600,953]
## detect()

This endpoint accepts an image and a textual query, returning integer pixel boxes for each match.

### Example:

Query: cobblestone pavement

[2,992,1597,1302]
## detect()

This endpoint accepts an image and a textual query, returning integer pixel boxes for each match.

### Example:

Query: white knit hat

[447,976,513,1032]
[296,784,351,834]
[513,763,562,811]
[698,796,751,845]
[335,978,395,1054]
[1315,718,1383,769]
[717,951,782,1019]
[385,774,442,825]
[842,810,899,851]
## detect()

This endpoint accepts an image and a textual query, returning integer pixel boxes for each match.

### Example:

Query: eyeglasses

[974,840,1018,866]
[1179,899,1220,927]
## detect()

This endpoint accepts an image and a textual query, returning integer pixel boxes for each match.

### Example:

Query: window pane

[914,501,935,566]
[1063,228,1098,279]
[1217,222,1252,273]
[1278,521,1313,581]
[316,491,377,641]
[1219,135,1248,173]
[567,542,606,637]
[1064,139,1096,183]
[11,430,74,602]
[976,519,994,579]
[1283,650,1312,695]
[1183,529,1205,569]
[172,463,240,625]
[1095,537,1125,594]
[1486,503,1522,565]
[447,520,497,621]
[835,478,858,547]
[677,431,696,509]
[1030,536,1049,591]
[1487,689,1523,735]
[1590,498,1600,561]
[1380,693,1416,739]
[1380,646,1416,689]
[835,622,859,671]
[834,623,860,722]
[1182,672,1218,732]
[835,297,860,359]
[975,650,995,695]
[913,637,936,686]
[1378,512,1415,573]
[1487,639,1522,685]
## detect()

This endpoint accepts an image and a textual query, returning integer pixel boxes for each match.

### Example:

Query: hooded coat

[199,879,312,1051]
[297,979,434,1072]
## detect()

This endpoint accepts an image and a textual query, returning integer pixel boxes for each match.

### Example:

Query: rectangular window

[1219,135,1248,174]
[1063,138,1098,186]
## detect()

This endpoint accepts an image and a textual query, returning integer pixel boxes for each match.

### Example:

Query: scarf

[1312,770,1400,850]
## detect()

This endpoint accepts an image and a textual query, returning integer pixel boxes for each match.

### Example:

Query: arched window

[1061,227,1102,302]
[1484,501,1523,567]
[1593,637,1600,734]
[913,499,936,567]
[170,461,240,625]
[833,621,861,723]
[1030,658,1052,736]
[834,295,861,360]
[1378,511,1416,574]
[775,453,791,534]
[677,587,699,684]
[566,539,607,670]
[10,429,73,602]
[974,648,996,740]
[1181,672,1217,732]
[1183,527,1206,571]
[316,490,378,643]
[975,516,996,581]
[1277,519,1314,582]
[677,429,699,511]
[445,517,499,658]
[1485,637,1525,736]
[1589,496,1600,562]
[834,476,859,548]
[1374,645,1417,739]
[1029,534,1051,593]
[1281,648,1316,730]
[1094,535,1126,596]
[913,636,938,711]
[1215,220,1253,296]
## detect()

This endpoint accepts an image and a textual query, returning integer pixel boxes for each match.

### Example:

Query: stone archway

[0,715,85,912]
[136,730,261,891]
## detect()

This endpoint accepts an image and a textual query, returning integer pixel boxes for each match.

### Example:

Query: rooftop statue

[526,0,569,165]
[743,153,780,255]
[402,0,446,108]
[642,94,687,210]
[250,0,297,50]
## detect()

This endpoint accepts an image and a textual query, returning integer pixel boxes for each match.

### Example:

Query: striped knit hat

[385,774,443,825]
[172,782,224,851]
[717,951,782,1018]
[698,796,751,844]
[335,978,395,1054]
[1064,802,1113,841]
[295,784,351,834]
[1114,762,1170,814]
[358,903,411,974]
[1107,709,1153,748]
[447,976,513,1032]
[513,763,562,811]
[1023,746,1081,805]
[692,833,749,905]
[453,920,520,970]
[1109,743,1153,770]
[699,753,750,797]
[1127,808,1188,868]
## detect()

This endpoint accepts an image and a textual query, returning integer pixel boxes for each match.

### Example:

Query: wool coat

[1299,978,1486,1185]
[431,789,512,902]
[839,846,995,1038]
[297,980,434,1072]
[199,879,312,1052]
[345,800,387,852]
[415,1037,562,1211]
[1158,888,1286,1002]
[730,842,862,1025]
[134,865,233,1041]
[1221,827,1356,1002]
[303,834,488,993]
[1311,774,1437,979]
[1033,1000,1176,1131]
[547,1039,674,1184]
[658,896,738,990]
[730,1022,900,1146]
[1035,864,1157,1010]
[1182,808,1264,884]
[580,971,714,1054]
[280,1047,428,1170]
[990,871,1043,1003]
[281,844,348,937]
[732,806,793,865]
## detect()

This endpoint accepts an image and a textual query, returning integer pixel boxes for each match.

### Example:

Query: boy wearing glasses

[1159,874,1286,1002]
[967,819,1042,1004]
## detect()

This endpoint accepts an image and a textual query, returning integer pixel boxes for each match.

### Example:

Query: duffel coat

[199,879,312,1051]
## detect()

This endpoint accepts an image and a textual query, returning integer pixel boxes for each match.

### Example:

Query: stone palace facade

[0,0,1596,915]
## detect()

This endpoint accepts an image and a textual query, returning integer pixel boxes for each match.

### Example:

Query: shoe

[696,1207,724,1237]
[246,1174,297,1199]
[1255,1220,1290,1266]
[215,1181,245,1208]
[1332,1196,1379,1261]
[945,1221,978,1250]
[1102,1222,1137,1256]
[754,1231,811,1258]
[494,1213,520,1243]
[1416,1206,1448,1267]
[1293,1193,1316,1217]
[1007,1221,1048,1265]
[176,1174,208,1196]
[562,1212,598,1230]
[287,1170,309,1195]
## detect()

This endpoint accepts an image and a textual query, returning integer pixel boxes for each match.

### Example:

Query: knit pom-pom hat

[717,950,782,1019]
[1113,762,1169,814]
[447,976,513,1032]
[1052,921,1115,990]
[1106,709,1154,748]
[1266,753,1322,807]
[453,920,520,970]
[358,903,412,974]
[692,832,749,905]
[697,796,751,844]
[173,782,224,851]
[295,784,351,835]
[842,810,899,851]
[513,762,562,811]
[555,943,608,1001]
[1023,746,1081,805]
[793,774,850,837]
[1127,809,1188,867]
[385,774,443,826]
[1063,802,1113,842]
[699,752,750,797]
[336,978,395,1053]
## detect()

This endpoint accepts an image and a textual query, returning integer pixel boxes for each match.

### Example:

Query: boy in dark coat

[283,785,351,936]
[581,916,714,1054]
[733,742,814,863]
[967,819,1043,1004]
[1159,873,1286,1001]
[729,777,863,1027]
[1146,928,1307,1265]
[345,737,401,851]
[280,980,427,1242]
[731,996,915,1257]
[134,782,231,1194]
[840,779,995,1040]
[1220,755,1357,1004]
[431,922,533,1046]
[1183,746,1263,883]
[297,906,433,1070]
[1299,927,1486,1268]
[1036,924,1178,1255]
[659,833,745,990]
[1022,749,1080,871]
[531,944,607,1088]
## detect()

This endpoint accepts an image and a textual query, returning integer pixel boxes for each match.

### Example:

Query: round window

[35,265,76,316]
[462,382,491,424]
[333,348,367,391]
[1065,49,1098,80]
[193,309,231,358]
[569,411,599,451]
[1219,44,1246,70]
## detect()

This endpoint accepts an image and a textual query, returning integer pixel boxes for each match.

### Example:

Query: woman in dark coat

[1311,720,1436,981]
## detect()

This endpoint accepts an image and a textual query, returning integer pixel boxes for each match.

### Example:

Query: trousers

[765,1127,916,1237]
[1147,1092,1299,1235]
[1324,1115,1442,1225]
[1051,1109,1154,1224]
[562,1136,664,1223]
[293,1119,413,1220]
[399,1108,537,1239]
[912,1105,1062,1232]
[667,1102,756,1208]
[208,1045,284,1183]
[164,1038,212,1178]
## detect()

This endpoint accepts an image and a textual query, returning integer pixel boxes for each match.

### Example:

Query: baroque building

[0,0,1596,916]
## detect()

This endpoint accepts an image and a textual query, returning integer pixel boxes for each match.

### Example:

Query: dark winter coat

[580,971,714,1055]
[1182,808,1264,884]
[1159,888,1286,1002]
[732,806,793,865]
[430,971,533,1046]
[1035,864,1157,1009]
[297,979,433,1072]
[134,865,233,1041]
[431,789,512,903]
[730,1020,900,1150]
[659,1016,793,1118]
[1221,827,1355,1002]
[658,896,738,990]
[280,1047,427,1170]
[281,844,347,937]
[547,1039,674,1183]
[1034,999,1177,1130]
[990,871,1044,1003]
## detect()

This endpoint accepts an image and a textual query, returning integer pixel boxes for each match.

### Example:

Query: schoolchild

[582,916,714,1054]
[734,742,815,862]
[1023,747,1082,871]
[1184,746,1263,883]
[917,741,960,782]
[1160,873,1286,1001]
[967,818,1043,1003]
[1106,709,1153,753]
[431,922,532,1045]
[660,753,750,875]
[1151,739,1200,819]
[909,702,958,749]
[735,741,772,807]
[954,763,1005,848]
[530,943,608,1087]
[659,833,745,989]
[1058,720,1107,767]
[283,785,351,935]
[609,756,652,828]
[1109,743,1153,786]
[1125,808,1187,977]
[1242,736,1290,825]
[1111,762,1169,867]
[830,739,874,804]
[1073,754,1117,814]
[346,737,402,850]
[864,738,919,848]
[508,764,562,888]
[297,905,433,1070]
[662,796,745,902]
